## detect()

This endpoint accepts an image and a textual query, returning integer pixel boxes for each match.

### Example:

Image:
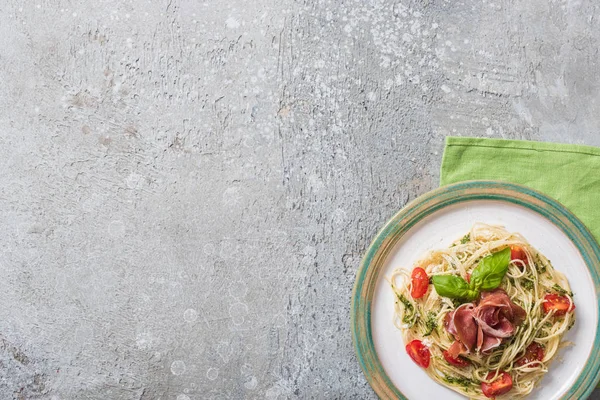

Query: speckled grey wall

[1,0,600,399]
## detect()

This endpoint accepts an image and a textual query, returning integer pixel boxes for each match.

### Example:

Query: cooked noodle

[389,223,575,399]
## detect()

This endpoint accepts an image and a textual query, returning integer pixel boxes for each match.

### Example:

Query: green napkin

[440,136,600,244]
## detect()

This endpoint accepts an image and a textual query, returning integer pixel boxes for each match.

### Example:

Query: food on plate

[389,224,575,399]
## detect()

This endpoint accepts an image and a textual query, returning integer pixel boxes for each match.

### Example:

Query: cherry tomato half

[443,350,470,367]
[406,339,430,368]
[542,294,575,316]
[510,245,528,266]
[516,342,544,366]
[411,267,429,299]
[481,371,513,398]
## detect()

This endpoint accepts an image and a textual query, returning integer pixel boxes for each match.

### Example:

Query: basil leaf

[469,247,510,291]
[432,275,478,300]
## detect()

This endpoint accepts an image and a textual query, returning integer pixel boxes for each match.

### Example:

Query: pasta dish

[389,224,576,399]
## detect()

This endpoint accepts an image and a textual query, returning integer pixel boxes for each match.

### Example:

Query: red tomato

[410,267,429,299]
[465,273,471,284]
[481,371,513,398]
[443,350,470,367]
[543,294,575,316]
[516,342,544,366]
[510,245,528,266]
[406,340,430,368]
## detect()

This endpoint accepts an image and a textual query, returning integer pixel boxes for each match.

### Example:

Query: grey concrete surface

[1,0,600,399]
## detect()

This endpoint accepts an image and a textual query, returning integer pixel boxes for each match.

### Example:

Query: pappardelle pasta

[389,223,575,399]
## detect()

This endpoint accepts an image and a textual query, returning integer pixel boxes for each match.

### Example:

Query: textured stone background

[1,0,600,399]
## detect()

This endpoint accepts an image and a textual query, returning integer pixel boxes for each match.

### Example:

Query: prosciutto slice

[445,303,478,352]
[444,289,526,354]
[446,340,467,359]
[475,289,526,338]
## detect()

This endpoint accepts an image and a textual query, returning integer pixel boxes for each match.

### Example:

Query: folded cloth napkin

[440,136,600,244]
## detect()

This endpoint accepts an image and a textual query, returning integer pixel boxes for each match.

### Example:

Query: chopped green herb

[443,375,475,388]
[451,298,463,308]
[522,280,534,290]
[489,354,501,364]
[397,293,413,310]
[423,312,438,336]
[397,294,415,324]
[552,284,573,297]
[460,233,471,244]
[491,341,509,356]
[567,319,575,331]
[535,254,547,274]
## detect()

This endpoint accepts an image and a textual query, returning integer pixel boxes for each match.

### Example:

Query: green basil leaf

[432,275,478,300]
[469,247,510,291]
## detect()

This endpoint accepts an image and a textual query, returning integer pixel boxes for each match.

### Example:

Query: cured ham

[475,289,526,338]
[444,289,525,354]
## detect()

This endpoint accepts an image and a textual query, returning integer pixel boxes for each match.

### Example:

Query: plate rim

[350,180,600,400]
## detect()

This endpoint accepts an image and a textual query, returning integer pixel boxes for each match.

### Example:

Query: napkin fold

[440,136,600,244]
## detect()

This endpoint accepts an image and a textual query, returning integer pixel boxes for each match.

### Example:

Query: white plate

[351,181,600,400]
